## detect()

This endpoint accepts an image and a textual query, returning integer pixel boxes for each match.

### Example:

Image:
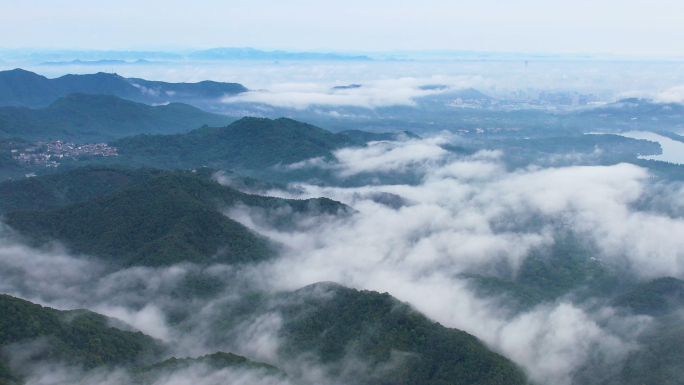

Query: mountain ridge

[0,69,248,108]
[0,93,235,142]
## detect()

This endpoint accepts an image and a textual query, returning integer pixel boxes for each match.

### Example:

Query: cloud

[15,362,294,385]
[285,136,454,177]
[222,76,484,109]
[218,138,684,383]
[5,135,684,384]
[655,85,684,103]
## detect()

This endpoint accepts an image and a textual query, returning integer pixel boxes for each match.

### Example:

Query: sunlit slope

[4,171,348,266]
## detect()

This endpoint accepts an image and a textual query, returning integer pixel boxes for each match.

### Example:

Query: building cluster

[486,87,615,108]
[11,140,118,167]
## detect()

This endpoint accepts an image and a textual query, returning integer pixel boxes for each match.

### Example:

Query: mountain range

[3,168,348,267]
[0,93,235,142]
[0,69,247,108]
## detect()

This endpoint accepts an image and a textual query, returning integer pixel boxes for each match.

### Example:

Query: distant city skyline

[1,0,684,56]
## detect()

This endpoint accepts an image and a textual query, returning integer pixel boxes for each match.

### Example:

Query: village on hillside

[11,140,118,167]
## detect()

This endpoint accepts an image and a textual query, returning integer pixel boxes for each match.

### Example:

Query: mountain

[340,129,421,143]
[0,69,61,108]
[0,69,248,108]
[207,283,529,385]
[0,165,285,214]
[581,98,684,118]
[0,294,164,382]
[422,87,492,100]
[4,171,349,267]
[0,294,286,385]
[0,165,165,214]
[613,277,684,316]
[0,93,235,142]
[280,284,528,384]
[40,59,165,66]
[188,47,372,61]
[110,117,357,172]
[132,351,283,381]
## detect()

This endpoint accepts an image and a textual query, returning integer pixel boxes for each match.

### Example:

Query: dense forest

[0,294,164,383]
[3,170,348,267]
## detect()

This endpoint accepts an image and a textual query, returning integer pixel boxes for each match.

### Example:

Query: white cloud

[222,76,484,109]
[655,85,684,103]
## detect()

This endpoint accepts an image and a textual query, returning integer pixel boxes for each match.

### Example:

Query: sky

[1,0,684,56]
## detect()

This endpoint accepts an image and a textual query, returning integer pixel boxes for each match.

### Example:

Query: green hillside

[111,116,357,172]
[0,294,164,383]
[0,165,164,214]
[208,283,529,385]
[0,295,286,385]
[613,277,684,316]
[0,93,235,142]
[4,171,348,266]
[278,284,528,385]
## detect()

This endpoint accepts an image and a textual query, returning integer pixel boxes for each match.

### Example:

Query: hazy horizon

[2,0,684,56]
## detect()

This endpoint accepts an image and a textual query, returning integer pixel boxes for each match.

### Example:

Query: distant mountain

[188,47,372,61]
[0,93,236,142]
[0,69,248,108]
[40,59,164,66]
[421,87,493,101]
[110,117,357,172]
[4,171,349,267]
[340,129,421,143]
[132,351,283,380]
[580,98,684,118]
[332,84,363,90]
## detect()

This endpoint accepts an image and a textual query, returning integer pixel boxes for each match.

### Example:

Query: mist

[221,137,684,384]
[4,60,684,109]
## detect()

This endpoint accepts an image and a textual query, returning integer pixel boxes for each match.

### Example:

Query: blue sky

[1,0,683,55]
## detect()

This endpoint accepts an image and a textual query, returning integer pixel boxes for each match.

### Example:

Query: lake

[616,131,684,164]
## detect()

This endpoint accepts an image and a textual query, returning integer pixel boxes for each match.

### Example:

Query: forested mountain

[0,165,165,214]
[202,283,529,385]
[0,165,283,214]
[110,117,358,171]
[0,69,247,108]
[132,351,283,381]
[4,170,348,266]
[0,294,164,383]
[0,295,287,385]
[0,93,235,142]
[0,285,530,385]
[280,284,528,385]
